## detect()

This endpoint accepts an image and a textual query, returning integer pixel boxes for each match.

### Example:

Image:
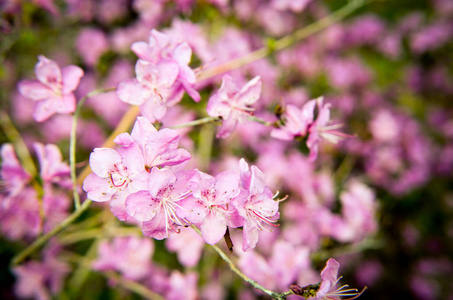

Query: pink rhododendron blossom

[306,97,348,161]
[115,116,191,169]
[270,100,316,141]
[315,258,365,300]
[92,236,153,280]
[207,75,262,138]
[126,168,197,239]
[117,60,180,121]
[239,240,311,292]
[33,143,72,189]
[131,29,200,102]
[180,169,241,245]
[0,144,31,197]
[166,227,205,267]
[271,97,347,161]
[75,28,109,67]
[166,271,199,300]
[82,145,148,220]
[232,159,279,251]
[0,187,42,240]
[13,242,69,300]
[18,55,84,122]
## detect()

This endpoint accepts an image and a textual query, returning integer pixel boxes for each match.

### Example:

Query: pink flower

[131,29,200,102]
[18,55,84,122]
[180,170,241,245]
[75,28,109,67]
[270,100,316,141]
[125,168,197,239]
[315,258,365,300]
[0,144,31,197]
[33,143,72,189]
[166,227,205,267]
[232,159,279,251]
[306,97,348,161]
[92,236,154,280]
[82,145,148,220]
[115,116,191,169]
[116,59,180,122]
[207,75,262,138]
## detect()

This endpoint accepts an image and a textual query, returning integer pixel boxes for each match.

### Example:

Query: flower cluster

[83,116,280,251]
[117,29,200,122]
[0,143,71,240]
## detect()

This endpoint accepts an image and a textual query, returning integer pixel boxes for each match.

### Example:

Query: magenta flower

[18,55,84,122]
[180,169,241,245]
[114,116,191,169]
[207,75,262,138]
[232,159,279,251]
[307,97,349,161]
[270,99,316,141]
[316,258,366,300]
[125,168,197,239]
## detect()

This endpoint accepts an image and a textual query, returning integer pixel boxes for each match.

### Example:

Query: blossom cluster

[83,116,280,251]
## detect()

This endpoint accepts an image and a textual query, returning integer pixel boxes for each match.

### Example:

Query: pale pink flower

[92,236,154,280]
[116,59,180,122]
[166,227,205,267]
[125,168,197,239]
[180,169,241,245]
[166,271,199,300]
[207,75,262,138]
[0,143,31,197]
[18,55,84,122]
[131,29,200,102]
[114,116,191,169]
[33,143,72,189]
[75,28,109,67]
[315,258,365,300]
[232,159,279,251]
[82,145,148,220]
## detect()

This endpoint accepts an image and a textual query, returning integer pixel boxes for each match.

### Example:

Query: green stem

[0,110,38,176]
[191,226,292,299]
[169,116,220,129]
[11,199,92,266]
[197,0,372,81]
[70,87,116,210]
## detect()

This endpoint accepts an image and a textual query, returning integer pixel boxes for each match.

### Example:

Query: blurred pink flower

[166,227,205,267]
[207,75,262,138]
[75,28,109,67]
[18,55,84,122]
[92,236,154,280]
